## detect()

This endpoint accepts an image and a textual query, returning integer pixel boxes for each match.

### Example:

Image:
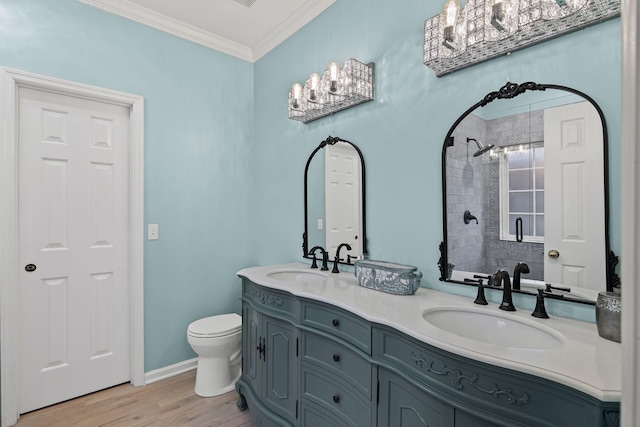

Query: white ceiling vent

[234,0,257,7]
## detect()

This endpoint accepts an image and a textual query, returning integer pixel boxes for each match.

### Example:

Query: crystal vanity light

[288,59,375,124]
[424,0,621,77]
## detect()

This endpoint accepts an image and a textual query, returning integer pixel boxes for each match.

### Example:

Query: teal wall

[0,0,255,373]
[252,1,621,308]
[0,0,621,399]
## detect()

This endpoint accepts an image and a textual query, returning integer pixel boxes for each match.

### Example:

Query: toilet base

[194,356,242,397]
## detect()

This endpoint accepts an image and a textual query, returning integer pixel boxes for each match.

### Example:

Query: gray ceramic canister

[596,291,621,343]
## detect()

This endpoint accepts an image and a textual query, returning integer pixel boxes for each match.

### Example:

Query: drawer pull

[332,354,340,362]
[332,319,340,327]
[332,394,340,404]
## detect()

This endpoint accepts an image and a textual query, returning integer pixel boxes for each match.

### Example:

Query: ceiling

[78,0,336,62]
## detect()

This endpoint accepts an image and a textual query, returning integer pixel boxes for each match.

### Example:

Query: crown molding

[77,0,336,63]
[252,0,336,61]
[77,0,253,61]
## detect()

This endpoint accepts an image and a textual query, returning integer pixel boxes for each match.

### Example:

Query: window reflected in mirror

[501,142,545,243]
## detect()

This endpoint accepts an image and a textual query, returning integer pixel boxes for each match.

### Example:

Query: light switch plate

[317,219,323,230]
[148,224,159,240]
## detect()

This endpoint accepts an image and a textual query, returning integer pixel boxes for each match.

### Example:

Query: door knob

[25,264,36,272]
[548,250,560,259]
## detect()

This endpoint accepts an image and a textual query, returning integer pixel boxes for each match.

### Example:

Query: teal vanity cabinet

[236,276,620,427]
[236,279,376,427]
[237,279,300,426]
[374,325,620,427]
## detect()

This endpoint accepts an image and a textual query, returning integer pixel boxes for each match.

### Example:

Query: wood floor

[14,370,256,427]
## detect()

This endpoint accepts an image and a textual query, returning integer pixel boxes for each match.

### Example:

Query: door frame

[622,1,639,425]
[0,67,145,427]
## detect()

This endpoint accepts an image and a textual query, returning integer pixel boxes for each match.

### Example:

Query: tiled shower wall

[447,114,488,274]
[446,111,544,281]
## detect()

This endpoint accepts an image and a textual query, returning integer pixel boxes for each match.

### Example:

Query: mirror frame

[302,135,367,265]
[438,81,619,303]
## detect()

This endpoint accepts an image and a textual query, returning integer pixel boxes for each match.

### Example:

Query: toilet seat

[188,313,241,338]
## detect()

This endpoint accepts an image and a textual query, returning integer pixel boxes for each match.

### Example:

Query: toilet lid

[188,313,242,338]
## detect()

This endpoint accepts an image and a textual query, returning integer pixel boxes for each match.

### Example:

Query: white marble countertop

[238,263,621,402]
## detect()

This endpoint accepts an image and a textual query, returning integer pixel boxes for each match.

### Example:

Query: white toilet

[187,313,242,397]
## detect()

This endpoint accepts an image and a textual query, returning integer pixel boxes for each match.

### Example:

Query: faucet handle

[320,251,329,271]
[469,279,488,305]
[331,256,341,273]
[532,289,550,319]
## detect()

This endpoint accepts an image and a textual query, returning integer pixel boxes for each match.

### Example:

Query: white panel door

[544,101,605,291]
[325,142,362,259]
[18,87,131,413]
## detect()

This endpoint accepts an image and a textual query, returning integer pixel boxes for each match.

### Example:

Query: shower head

[467,137,495,157]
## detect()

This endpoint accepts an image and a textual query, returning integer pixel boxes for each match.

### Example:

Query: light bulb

[442,0,460,27]
[291,83,302,109]
[309,73,320,100]
[328,62,339,92]
[442,0,460,47]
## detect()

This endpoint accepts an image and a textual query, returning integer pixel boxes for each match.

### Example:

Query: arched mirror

[303,136,367,264]
[439,82,618,302]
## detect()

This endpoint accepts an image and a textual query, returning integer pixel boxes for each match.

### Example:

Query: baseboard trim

[144,358,198,385]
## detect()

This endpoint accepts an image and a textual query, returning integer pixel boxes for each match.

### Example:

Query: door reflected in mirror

[304,136,366,264]
[441,83,613,299]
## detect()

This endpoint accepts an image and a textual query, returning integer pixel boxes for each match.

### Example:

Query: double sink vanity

[234,81,621,426]
[235,263,621,427]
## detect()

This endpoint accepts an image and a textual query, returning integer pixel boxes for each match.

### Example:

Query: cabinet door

[242,302,262,394]
[264,315,298,423]
[378,368,454,427]
[455,410,498,427]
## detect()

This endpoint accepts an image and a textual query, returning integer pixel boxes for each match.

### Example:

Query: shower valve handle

[464,210,478,224]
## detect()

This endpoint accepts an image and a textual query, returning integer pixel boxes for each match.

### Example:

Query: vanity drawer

[301,331,373,399]
[300,364,372,427]
[301,300,371,353]
[242,279,299,322]
[299,400,350,427]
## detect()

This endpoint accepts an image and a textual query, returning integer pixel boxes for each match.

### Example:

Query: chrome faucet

[331,243,352,273]
[491,269,516,312]
[309,246,329,271]
[512,262,530,291]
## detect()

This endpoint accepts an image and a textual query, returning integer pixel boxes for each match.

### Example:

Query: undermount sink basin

[267,269,329,283]
[422,307,565,350]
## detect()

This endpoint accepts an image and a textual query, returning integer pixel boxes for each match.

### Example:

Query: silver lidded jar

[596,291,621,343]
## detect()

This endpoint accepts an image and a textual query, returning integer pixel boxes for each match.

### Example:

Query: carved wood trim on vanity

[411,351,530,407]
[250,287,284,307]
